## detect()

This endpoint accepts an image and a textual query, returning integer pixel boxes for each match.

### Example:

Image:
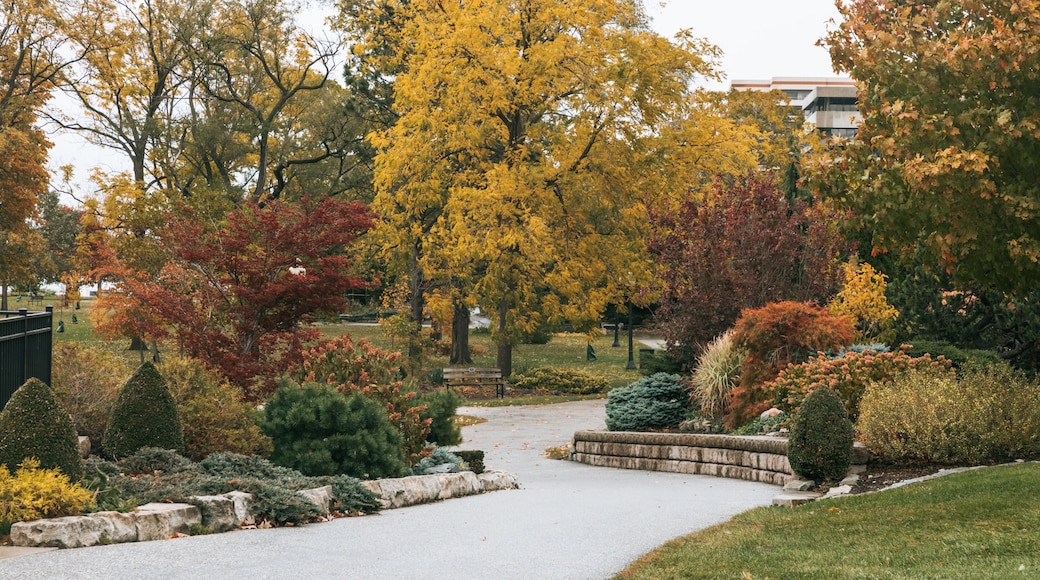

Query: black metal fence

[0,306,53,411]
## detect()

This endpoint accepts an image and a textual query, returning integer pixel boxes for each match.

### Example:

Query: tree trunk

[1,282,7,311]
[450,298,472,365]
[408,268,425,360]
[495,298,512,377]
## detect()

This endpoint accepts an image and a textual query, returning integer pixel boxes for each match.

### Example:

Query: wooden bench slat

[443,367,505,398]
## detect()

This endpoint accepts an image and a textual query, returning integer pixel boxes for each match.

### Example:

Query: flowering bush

[765,346,951,422]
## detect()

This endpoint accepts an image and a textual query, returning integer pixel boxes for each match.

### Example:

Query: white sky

[47,0,846,198]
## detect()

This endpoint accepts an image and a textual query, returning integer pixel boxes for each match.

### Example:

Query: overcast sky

[48,0,847,196]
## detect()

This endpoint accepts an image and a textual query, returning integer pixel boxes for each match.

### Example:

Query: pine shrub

[605,373,691,432]
[0,378,84,481]
[103,362,184,459]
[691,330,745,420]
[262,380,407,479]
[787,386,854,483]
[417,389,462,446]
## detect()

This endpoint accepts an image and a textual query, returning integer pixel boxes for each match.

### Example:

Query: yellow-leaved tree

[828,261,899,344]
[360,0,719,374]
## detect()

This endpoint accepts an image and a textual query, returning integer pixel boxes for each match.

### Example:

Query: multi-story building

[731,77,861,138]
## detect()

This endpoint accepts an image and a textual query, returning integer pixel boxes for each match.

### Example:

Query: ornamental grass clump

[0,378,84,481]
[606,373,691,432]
[103,362,184,459]
[858,362,1040,464]
[690,330,745,420]
[787,386,854,483]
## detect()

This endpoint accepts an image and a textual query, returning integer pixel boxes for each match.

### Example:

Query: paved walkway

[0,400,779,579]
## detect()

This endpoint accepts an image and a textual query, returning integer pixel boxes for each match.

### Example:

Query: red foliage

[726,301,855,428]
[130,197,374,398]
[648,173,850,366]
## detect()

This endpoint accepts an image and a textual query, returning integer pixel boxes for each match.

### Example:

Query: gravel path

[0,400,779,579]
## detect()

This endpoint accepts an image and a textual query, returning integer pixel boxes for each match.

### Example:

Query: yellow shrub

[857,363,1040,464]
[828,261,899,344]
[0,458,95,526]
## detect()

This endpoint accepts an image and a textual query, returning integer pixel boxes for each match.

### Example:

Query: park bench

[26,294,44,307]
[443,367,505,398]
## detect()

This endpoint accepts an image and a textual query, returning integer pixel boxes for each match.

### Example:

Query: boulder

[298,485,333,515]
[477,470,520,492]
[224,490,256,526]
[132,503,200,542]
[363,472,483,509]
[77,436,91,459]
[190,495,238,533]
[11,512,137,549]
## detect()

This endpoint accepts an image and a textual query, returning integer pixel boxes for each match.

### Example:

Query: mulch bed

[849,463,946,494]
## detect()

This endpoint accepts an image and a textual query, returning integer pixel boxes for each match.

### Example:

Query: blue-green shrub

[605,373,690,432]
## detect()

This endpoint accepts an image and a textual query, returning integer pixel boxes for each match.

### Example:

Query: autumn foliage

[726,301,855,428]
[649,173,850,366]
[828,261,899,344]
[126,197,373,397]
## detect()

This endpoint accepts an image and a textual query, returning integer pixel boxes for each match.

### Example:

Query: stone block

[477,470,519,492]
[298,485,333,515]
[783,478,816,492]
[852,442,871,464]
[190,495,238,533]
[11,511,137,548]
[133,503,200,542]
[78,436,91,459]
[363,472,484,509]
[224,491,256,526]
[772,491,822,507]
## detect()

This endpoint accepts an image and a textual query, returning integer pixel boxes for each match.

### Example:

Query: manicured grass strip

[463,393,606,407]
[616,462,1040,580]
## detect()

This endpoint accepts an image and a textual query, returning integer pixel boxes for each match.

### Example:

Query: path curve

[0,400,778,579]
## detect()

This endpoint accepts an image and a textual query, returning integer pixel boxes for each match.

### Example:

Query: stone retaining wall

[572,431,868,486]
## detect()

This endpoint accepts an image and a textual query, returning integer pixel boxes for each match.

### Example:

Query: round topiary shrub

[787,386,854,483]
[0,378,84,481]
[605,373,690,432]
[103,362,184,459]
[262,380,407,479]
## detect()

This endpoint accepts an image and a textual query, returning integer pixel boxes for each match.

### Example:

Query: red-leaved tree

[648,173,850,366]
[128,197,373,398]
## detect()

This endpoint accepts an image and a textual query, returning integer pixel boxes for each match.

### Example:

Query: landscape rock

[782,478,816,492]
[133,503,200,542]
[11,511,137,549]
[190,495,238,533]
[363,472,484,509]
[772,491,822,507]
[298,485,333,515]
[77,436,90,459]
[477,470,520,492]
[224,491,256,526]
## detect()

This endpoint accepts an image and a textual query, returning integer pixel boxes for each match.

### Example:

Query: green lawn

[52,302,650,392]
[617,462,1040,580]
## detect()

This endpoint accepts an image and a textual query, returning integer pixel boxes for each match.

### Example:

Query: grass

[50,302,651,400]
[616,462,1040,579]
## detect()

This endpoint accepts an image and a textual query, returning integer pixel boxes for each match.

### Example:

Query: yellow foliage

[0,459,95,526]
[828,261,899,344]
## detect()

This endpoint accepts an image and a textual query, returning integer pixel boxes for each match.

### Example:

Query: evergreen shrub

[262,380,407,479]
[454,450,485,474]
[416,389,462,446]
[787,386,854,483]
[103,362,184,459]
[508,367,610,395]
[605,373,690,432]
[0,378,84,481]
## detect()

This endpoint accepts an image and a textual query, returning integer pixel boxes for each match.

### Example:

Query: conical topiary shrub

[787,385,854,483]
[0,378,84,481]
[103,362,184,459]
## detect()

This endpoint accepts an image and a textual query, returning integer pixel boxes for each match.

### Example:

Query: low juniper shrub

[605,373,691,432]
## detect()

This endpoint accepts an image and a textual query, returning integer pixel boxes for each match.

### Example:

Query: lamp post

[625,300,636,370]
[612,306,620,347]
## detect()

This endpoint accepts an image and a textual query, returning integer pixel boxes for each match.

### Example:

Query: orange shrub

[726,301,854,428]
